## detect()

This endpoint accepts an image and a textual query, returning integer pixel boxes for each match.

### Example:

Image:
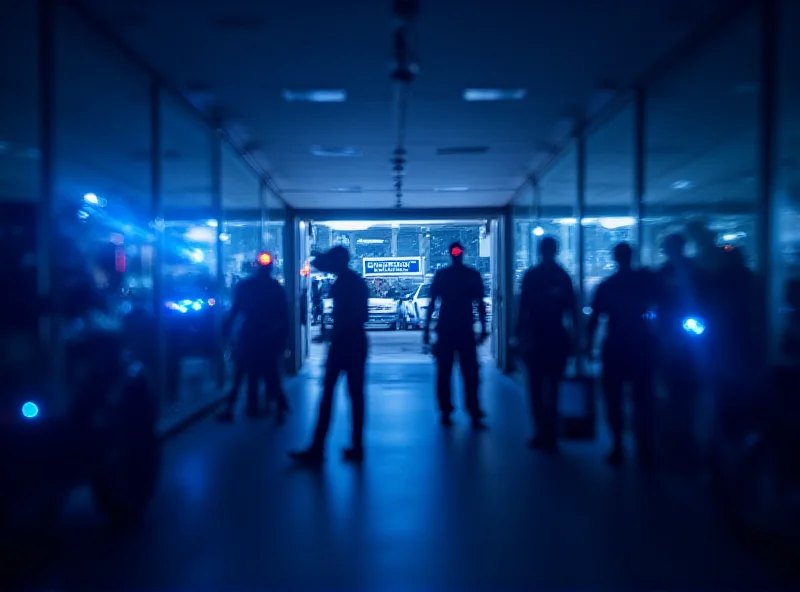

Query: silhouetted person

[218,252,290,424]
[782,278,800,361]
[291,246,369,464]
[423,242,488,428]
[654,233,702,463]
[586,243,657,467]
[516,236,578,452]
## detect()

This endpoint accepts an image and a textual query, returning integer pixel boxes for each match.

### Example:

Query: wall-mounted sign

[362,256,422,277]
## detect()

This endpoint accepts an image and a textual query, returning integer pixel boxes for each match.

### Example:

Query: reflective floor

[22,360,800,590]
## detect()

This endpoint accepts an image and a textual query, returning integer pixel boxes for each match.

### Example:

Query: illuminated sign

[362,257,422,277]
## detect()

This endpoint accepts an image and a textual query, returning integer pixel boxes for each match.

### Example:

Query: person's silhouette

[586,242,657,466]
[423,242,488,428]
[290,246,369,465]
[218,251,290,424]
[516,236,577,453]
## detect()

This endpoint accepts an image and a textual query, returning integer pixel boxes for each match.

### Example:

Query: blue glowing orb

[682,317,706,335]
[21,401,39,419]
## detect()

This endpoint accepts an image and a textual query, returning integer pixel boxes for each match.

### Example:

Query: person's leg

[525,357,547,446]
[264,353,289,425]
[542,354,568,450]
[343,347,368,461]
[311,348,343,450]
[435,338,456,424]
[601,360,626,465]
[457,339,483,425]
[218,364,245,421]
[631,361,656,467]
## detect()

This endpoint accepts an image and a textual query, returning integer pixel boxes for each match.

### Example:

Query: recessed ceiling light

[282,89,347,103]
[311,146,361,157]
[329,186,362,193]
[671,180,693,190]
[434,186,470,192]
[462,88,527,102]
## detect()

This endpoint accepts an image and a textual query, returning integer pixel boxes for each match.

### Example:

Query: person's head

[312,245,350,275]
[662,233,686,261]
[255,251,274,277]
[686,219,716,253]
[613,242,633,270]
[449,242,465,265]
[539,236,558,264]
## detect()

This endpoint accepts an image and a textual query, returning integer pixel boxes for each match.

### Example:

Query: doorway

[299,218,498,367]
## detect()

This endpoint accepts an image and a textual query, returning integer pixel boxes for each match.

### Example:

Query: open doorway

[304,219,495,365]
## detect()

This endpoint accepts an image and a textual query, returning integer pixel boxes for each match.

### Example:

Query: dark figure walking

[218,252,290,424]
[654,234,703,462]
[586,243,657,467]
[290,246,369,465]
[423,242,488,428]
[516,236,578,453]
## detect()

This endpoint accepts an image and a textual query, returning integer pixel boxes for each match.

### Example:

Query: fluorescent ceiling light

[463,88,527,102]
[282,89,347,103]
[324,221,375,232]
[329,186,362,193]
[671,180,693,190]
[311,145,361,157]
[554,218,578,226]
[532,226,544,237]
[434,186,469,192]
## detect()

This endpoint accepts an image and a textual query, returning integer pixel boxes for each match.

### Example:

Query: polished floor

[22,359,800,591]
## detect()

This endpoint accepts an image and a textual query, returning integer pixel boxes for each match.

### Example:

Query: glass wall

[775,0,800,356]
[584,106,636,301]
[511,185,535,293]
[1,1,40,396]
[221,144,260,294]
[10,2,275,426]
[538,145,579,280]
[643,4,760,268]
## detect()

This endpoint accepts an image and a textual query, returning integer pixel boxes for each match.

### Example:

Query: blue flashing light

[682,317,706,335]
[642,311,658,321]
[83,192,99,205]
[21,401,39,419]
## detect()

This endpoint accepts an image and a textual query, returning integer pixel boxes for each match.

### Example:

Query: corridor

[28,362,797,591]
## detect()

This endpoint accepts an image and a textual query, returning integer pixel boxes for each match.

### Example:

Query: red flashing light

[450,246,463,257]
[114,247,126,273]
[257,252,273,266]
[300,261,311,277]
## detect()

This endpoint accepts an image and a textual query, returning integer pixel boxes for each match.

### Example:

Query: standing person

[217,252,290,425]
[516,236,578,453]
[586,242,657,467]
[423,242,488,428]
[290,246,370,464]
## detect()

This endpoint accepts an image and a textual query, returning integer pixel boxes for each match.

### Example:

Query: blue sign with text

[363,257,422,276]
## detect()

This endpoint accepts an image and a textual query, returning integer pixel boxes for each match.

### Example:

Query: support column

[758,0,778,358]
[633,86,646,266]
[37,0,59,406]
[259,178,267,250]
[575,133,587,375]
[149,80,167,407]
[211,125,225,388]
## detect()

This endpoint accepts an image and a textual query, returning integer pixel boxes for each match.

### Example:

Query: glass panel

[1,0,39,391]
[776,0,800,359]
[538,144,579,280]
[54,4,154,412]
[584,106,636,302]
[160,95,216,413]
[221,144,260,293]
[643,7,759,269]
[512,185,535,293]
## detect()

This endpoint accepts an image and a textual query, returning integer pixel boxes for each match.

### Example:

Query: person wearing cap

[423,241,488,428]
[290,245,370,464]
[515,236,578,453]
[218,251,290,424]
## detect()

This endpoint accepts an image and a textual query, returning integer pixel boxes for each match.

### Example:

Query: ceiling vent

[329,186,362,193]
[436,146,489,156]
[211,14,268,31]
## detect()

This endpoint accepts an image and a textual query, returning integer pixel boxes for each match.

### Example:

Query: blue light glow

[83,192,99,205]
[21,401,39,419]
[682,317,706,335]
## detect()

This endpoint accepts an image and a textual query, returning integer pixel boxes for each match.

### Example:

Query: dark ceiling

[2,0,798,214]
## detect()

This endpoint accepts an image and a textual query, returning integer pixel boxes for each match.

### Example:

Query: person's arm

[585,283,604,354]
[423,276,440,341]
[475,272,488,337]
[222,283,243,339]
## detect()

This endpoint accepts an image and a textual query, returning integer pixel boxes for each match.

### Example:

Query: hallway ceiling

[73,0,725,210]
